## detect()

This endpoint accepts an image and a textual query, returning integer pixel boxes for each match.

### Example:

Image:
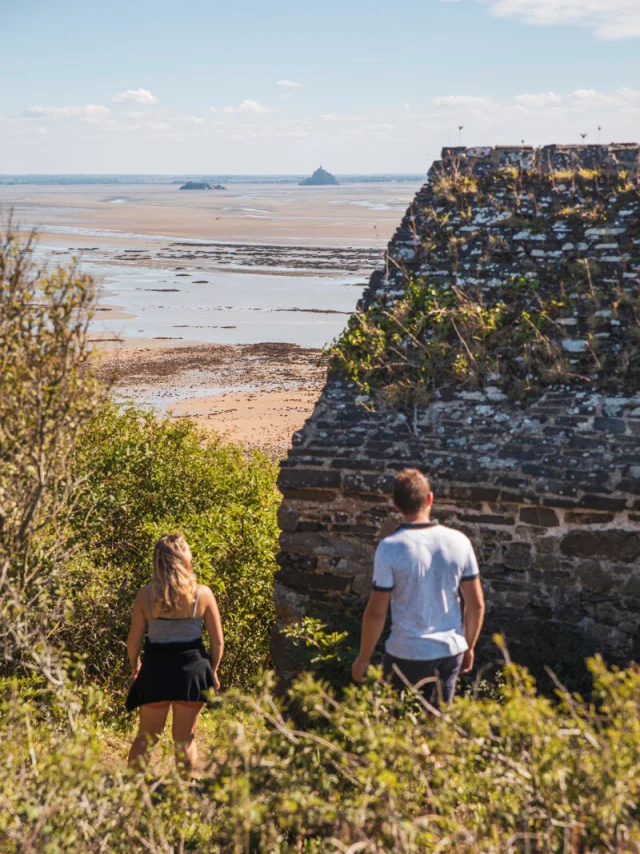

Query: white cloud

[111,88,158,105]
[514,91,564,109]
[320,114,362,121]
[277,80,301,87]
[222,99,273,113]
[145,122,170,131]
[176,116,205,124]
[571,86,640,107]
[511,87,640,113]
[482,0,640,40]
[420,86,640,130]
[24,104,111,119]
[432,95,495,110]
[403,103,411,111]
[33,126,49,135]
[363,122,395,131]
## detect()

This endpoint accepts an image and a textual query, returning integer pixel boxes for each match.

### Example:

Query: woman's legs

[171,701,205,773]
[128,702,170,768]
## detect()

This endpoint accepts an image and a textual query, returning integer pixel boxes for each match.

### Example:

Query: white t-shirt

[372,522,480,661]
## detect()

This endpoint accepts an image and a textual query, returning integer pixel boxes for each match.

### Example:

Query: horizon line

[0,171,426,177]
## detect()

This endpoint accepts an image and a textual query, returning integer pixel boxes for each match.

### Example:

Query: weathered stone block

[277,503,299,532]
[343,472,395,496]
[593,417,626,434]
[275,569,351,592]
[279,488,337,502]
[575,560,614,594]
[578,495,628,512]
[279,531,373,562]
[278,468,341,491]
[276,551,318,572]
[273,582,310,622]
[566,511,615,525]
[503,543,533,571]
[458,513,516,526]
[561,530,640,562]
[519,507,560,527]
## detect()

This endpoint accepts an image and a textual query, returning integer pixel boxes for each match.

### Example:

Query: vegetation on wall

[331,167,640,407]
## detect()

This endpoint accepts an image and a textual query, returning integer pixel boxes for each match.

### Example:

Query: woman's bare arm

[202,587,224,689]
[127,588,148,677]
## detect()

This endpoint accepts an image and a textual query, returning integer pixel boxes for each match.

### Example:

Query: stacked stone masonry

[274,145,640,677]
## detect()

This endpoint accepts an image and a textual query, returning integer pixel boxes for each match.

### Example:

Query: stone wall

[273,145,640,680]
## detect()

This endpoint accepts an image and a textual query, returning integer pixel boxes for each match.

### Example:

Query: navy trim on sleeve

[372,582,395,592]
[460,573,480,582]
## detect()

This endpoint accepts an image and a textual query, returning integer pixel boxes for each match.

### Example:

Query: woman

[126,532,224,771]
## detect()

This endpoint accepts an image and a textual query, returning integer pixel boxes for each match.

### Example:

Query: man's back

[373,522,479,660]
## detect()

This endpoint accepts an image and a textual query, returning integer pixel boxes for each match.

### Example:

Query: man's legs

[382,652,465,707]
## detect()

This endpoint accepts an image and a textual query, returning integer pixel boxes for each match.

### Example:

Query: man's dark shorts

[382,651,465,706]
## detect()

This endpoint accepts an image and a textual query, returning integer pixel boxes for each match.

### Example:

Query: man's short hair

[392,469,432,515]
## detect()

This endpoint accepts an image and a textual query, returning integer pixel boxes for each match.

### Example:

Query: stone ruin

[273,144,640,680]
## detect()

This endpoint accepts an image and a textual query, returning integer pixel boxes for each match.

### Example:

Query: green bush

[3,658,640,852]
[59,402,279,700]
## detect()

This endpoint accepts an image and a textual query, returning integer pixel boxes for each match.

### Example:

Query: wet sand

[94,341,326,456]
[2,181,419,247]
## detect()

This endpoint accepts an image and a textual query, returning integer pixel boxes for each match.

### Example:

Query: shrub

[3,658,640,852]
[61,402,280,700]
[0,227,108,698]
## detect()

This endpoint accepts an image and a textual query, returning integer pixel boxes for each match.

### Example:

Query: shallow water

[42,247,363,348]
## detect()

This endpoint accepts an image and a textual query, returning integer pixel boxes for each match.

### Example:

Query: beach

[2,180,421,452]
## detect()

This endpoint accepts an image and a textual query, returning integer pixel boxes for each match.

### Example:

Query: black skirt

[126,637,215,712]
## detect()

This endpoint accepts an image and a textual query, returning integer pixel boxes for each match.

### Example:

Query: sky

[2,0,640,174]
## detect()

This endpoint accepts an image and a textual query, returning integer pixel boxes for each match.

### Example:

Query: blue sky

[2,0,640,173]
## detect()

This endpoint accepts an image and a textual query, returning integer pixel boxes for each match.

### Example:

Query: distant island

[299,167,339,187]
[179,181,226,190]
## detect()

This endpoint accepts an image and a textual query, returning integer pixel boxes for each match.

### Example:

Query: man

[352,469,485,706]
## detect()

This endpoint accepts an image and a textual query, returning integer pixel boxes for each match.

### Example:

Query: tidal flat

[2,180,421,449]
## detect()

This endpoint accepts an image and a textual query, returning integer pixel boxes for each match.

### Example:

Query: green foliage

[4,659,640,851]
[0,227,108,699]
[282,617,355,689]
[330,164,640,407]
[60,402,280,699]
[331,275,574,406]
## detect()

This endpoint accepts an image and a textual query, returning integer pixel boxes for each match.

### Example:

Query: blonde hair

[151,532,198,615]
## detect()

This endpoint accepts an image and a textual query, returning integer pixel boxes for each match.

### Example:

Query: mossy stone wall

[273,145,640,681]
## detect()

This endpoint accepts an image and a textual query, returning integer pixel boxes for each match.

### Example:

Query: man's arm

[351,590,392,683]
[460,577,485,674]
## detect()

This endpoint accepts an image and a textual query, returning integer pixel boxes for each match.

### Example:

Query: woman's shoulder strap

[192,586,201,617]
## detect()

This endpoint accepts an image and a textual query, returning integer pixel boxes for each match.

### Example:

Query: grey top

[372,522,480,661]
[146,586,203,644]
